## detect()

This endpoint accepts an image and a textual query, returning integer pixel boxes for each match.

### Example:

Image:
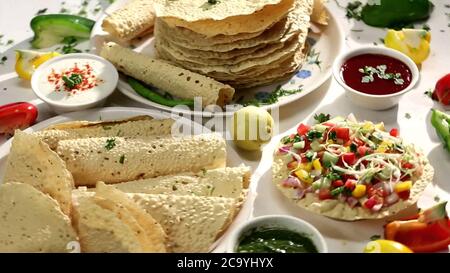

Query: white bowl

[332,46,419,110]
[31,53,118,114]
[226,215,328,253]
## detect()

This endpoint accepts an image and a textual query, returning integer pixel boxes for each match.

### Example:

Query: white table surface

[1,0,449,252]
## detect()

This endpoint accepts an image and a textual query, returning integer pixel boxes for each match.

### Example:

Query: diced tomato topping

[318,188,333,200]
[357,146,371,157]
[397,190,410,200]
[344,179,356,191]
[297,123,310,136]
[331,127,350,141]
[389,128,399,137]
[402,162,414,169]
[287,161,298,170]
[342,152,357,165]
[332,180,344,188]
[364,196,378,209]
[353,138,365,146]
[367,185,388,198]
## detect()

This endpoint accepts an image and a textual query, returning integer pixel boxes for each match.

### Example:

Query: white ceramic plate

[90,0,345,116]
[0,107,258,253]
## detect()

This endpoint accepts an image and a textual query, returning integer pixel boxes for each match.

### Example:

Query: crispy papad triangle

[71,183,167,253]
[0,183,77,253]
[130,193,240,252]
[3,130,73,215]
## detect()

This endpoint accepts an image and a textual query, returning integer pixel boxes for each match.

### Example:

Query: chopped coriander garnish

[405,113,411,119]
[329,131,337,141]
[345,1,363,20]
[61,36,81,54]
[314,113,331,123]
[119,155,125,164]
[370,235,381,241]
[331,186,345,196]
[305,151,315,162]
[82,0,88,6]
[243,85,303,106]
[60,8,68,13]
[208,0,218,4]
[424,89,434,98]
[434,195,441,202]
[359,65,404,85]
[306,130,322,141]
[62,73,83,89]
[422,24,431,31]
[0,56,7,65]
[6,39,13,45]
[350,143,357,153]
[326,172,341,181]
[105,138,116,150]
[36,8,48,15]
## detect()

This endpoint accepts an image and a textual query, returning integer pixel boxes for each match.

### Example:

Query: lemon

[15,49,60,80]
[231,106,274,151]
[384,28,431,65]
[363,240,413,253]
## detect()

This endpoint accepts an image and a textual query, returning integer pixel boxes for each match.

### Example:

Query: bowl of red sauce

[333,46,419,110]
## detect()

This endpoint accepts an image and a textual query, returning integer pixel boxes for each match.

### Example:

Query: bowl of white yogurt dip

[31,53,118,113]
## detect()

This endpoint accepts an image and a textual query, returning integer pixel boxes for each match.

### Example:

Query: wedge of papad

[34,115,175,150]
[3,130,73,215]
[131,193,241,252]
[272,151,434,221]
[0,183,77,253]
[56,133,227,186]
[114,166,250,199]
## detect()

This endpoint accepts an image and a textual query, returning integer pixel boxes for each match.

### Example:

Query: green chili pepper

[361,0,433,29]
[431,109,450,152]
[30,14,95,48]
[127,77,195,108]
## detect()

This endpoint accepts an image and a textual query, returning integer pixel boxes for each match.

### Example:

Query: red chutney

[340,54,412,95]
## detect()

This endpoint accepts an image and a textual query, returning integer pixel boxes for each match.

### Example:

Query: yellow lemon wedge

[363,240,413,253]
[384,28,431,65]
[15,49,60,80]
[231,106,274,151]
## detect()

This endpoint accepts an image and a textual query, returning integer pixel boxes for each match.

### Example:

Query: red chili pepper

[433,73,450,106]
[297,123,310,136]
[0,102,38,135]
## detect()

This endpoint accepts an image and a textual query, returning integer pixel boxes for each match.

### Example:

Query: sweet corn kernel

[395,181,412,193]
[352,184,367,198]
[374,122,385,131]
[295,169,313,184]
[312,159,322,172]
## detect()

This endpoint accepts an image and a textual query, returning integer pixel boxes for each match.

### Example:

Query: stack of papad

[72,182,167,253]
[153,0,314,89]
[33,116,175,150]
[0,183,77,253]
[56,133,227,186]
[3,130,74,215]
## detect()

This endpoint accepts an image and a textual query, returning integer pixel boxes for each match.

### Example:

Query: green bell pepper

[127,78,195,108]
[361,0,433,28]
[431,109,450,152]
[30,14,95,49]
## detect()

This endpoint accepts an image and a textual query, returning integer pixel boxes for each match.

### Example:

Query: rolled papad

[56,133,227,186]
[100,42,235,107]
[131,193,240,252]
[102,0,156,41]
[0,183,77,253]
[272,150,434,221]
[34,116,175,150]
[3,130,74,216]
[157,0,295,37]
[113,165,250,199]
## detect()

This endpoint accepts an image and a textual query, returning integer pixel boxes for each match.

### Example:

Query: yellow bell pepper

[376,140,393,153]
[312,159,322,172]
[299,162,312,172]
[352,184,367,198]
[295,169,313,184]
[15,49,60,80]
[384,29,431,65]
[395,181,412,193]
